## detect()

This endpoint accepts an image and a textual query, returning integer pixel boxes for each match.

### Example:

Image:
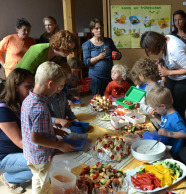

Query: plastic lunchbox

[124,112,146,124]
[143,131,169,144]
[116,86,146,109]
[110,116,129,130]
[68,121,89,134]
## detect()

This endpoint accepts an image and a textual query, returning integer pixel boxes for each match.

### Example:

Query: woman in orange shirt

[0,18,35,77]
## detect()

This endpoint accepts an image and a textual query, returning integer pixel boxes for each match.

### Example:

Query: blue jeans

[0,153,32,184]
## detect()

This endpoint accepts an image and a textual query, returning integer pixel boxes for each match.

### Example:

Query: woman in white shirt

[140,31,186,120]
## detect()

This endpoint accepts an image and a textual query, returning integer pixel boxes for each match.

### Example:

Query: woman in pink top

[0,18,35,77]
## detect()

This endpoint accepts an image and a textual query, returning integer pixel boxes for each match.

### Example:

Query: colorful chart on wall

[111,5,171,48]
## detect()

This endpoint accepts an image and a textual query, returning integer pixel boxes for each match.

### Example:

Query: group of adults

[0,9,186,193]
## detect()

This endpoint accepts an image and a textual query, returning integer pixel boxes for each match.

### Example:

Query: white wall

[0,0,103,40]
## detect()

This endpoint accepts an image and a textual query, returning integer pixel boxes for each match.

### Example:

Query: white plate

[126,159,186,193]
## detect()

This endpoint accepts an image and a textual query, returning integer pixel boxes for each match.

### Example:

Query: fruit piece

[103,144,107,148]
[82,168,87,174]
[112,177,119,185]
[94,182,100,187]
[96,162,101,167]
[93,172,99,179]
[110,155,115,160]
[112,169,117,174]
[97,149,102,153]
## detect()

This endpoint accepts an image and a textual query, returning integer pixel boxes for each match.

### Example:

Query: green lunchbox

[116,86,146,109]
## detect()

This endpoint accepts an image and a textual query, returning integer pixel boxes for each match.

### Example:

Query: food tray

[124,112,146,124]
[62,133,88,150]
[126,159,186,193]
[68,121,89,134]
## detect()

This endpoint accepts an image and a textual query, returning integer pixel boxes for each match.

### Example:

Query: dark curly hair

[133,57,160,82]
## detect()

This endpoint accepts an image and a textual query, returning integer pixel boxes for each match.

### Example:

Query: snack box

[116,86,146,109]
[110,116,129,130]
[68,121,89,134]
[124,112,146,124]
[143,131,169,144]
[62,133,88,150]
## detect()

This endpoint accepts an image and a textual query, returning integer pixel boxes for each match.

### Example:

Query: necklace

[92,37,103,45]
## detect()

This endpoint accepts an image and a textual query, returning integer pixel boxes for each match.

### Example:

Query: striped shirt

[21,90,55,164]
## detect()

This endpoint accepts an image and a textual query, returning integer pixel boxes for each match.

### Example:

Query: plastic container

[110,116,129,130]
[61,133,88,150]
[116,86,146,109]
[143,131,169,144]
[50,168,76,194]
[123,134,140,147]
[68,121,89,133]
[124,112,146,124]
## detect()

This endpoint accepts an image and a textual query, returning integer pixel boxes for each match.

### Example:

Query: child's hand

[158,128,169,137]
[73,118,79,122]
[58,142,75,152]
[150,110,157,117]
[73,96,80,100]
[68,100,73,105]
[55,118,70,128]
[134,102,140,108]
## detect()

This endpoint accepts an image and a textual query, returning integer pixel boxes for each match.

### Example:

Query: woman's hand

[98,51,107,60]
[158,66,171,77]
[113,52,121,60]
[58,142,75,152]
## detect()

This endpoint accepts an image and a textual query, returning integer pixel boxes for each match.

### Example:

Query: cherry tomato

[93,172,99,179]
[84,180,89,186]
[112,178,119,185]
[112,169,117,174]
[81,168,87,174]
[94,182,100,187]
[96,162,101,167]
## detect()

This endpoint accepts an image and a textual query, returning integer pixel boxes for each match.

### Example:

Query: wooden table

[42,112,186,194]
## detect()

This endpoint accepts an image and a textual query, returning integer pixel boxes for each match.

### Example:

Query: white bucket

[50,168,76,194]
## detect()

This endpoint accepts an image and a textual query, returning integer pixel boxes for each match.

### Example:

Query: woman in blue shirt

[0,68,34,193]
[82,18,122,96]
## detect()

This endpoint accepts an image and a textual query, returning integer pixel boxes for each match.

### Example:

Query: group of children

[19,56,186,193]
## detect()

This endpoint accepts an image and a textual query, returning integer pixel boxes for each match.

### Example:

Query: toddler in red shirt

[105,64,130,100]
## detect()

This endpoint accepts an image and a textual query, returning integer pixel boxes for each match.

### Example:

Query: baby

[104,64,130,99]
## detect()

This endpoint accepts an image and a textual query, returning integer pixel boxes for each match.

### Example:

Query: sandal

[0,173,25,193]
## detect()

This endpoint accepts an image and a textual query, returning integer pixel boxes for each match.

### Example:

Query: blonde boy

[21,61,75,194]
[104,64,130,99]
[147,86,186,157]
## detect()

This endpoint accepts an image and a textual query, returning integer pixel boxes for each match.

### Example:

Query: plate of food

[93,134,129,162]
[97,112,111,121]
[126,159,186,193]
[78,162,126,193]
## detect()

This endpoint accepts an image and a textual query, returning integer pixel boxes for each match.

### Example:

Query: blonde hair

[147,86,173,108]
[112,64,127,80]
[133,57,159,82]
[35,61,66,85]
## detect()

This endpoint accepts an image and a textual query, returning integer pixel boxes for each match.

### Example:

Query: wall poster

[111,5,171,48]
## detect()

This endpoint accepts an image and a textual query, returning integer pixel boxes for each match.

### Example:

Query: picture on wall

[111,5,171,48]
